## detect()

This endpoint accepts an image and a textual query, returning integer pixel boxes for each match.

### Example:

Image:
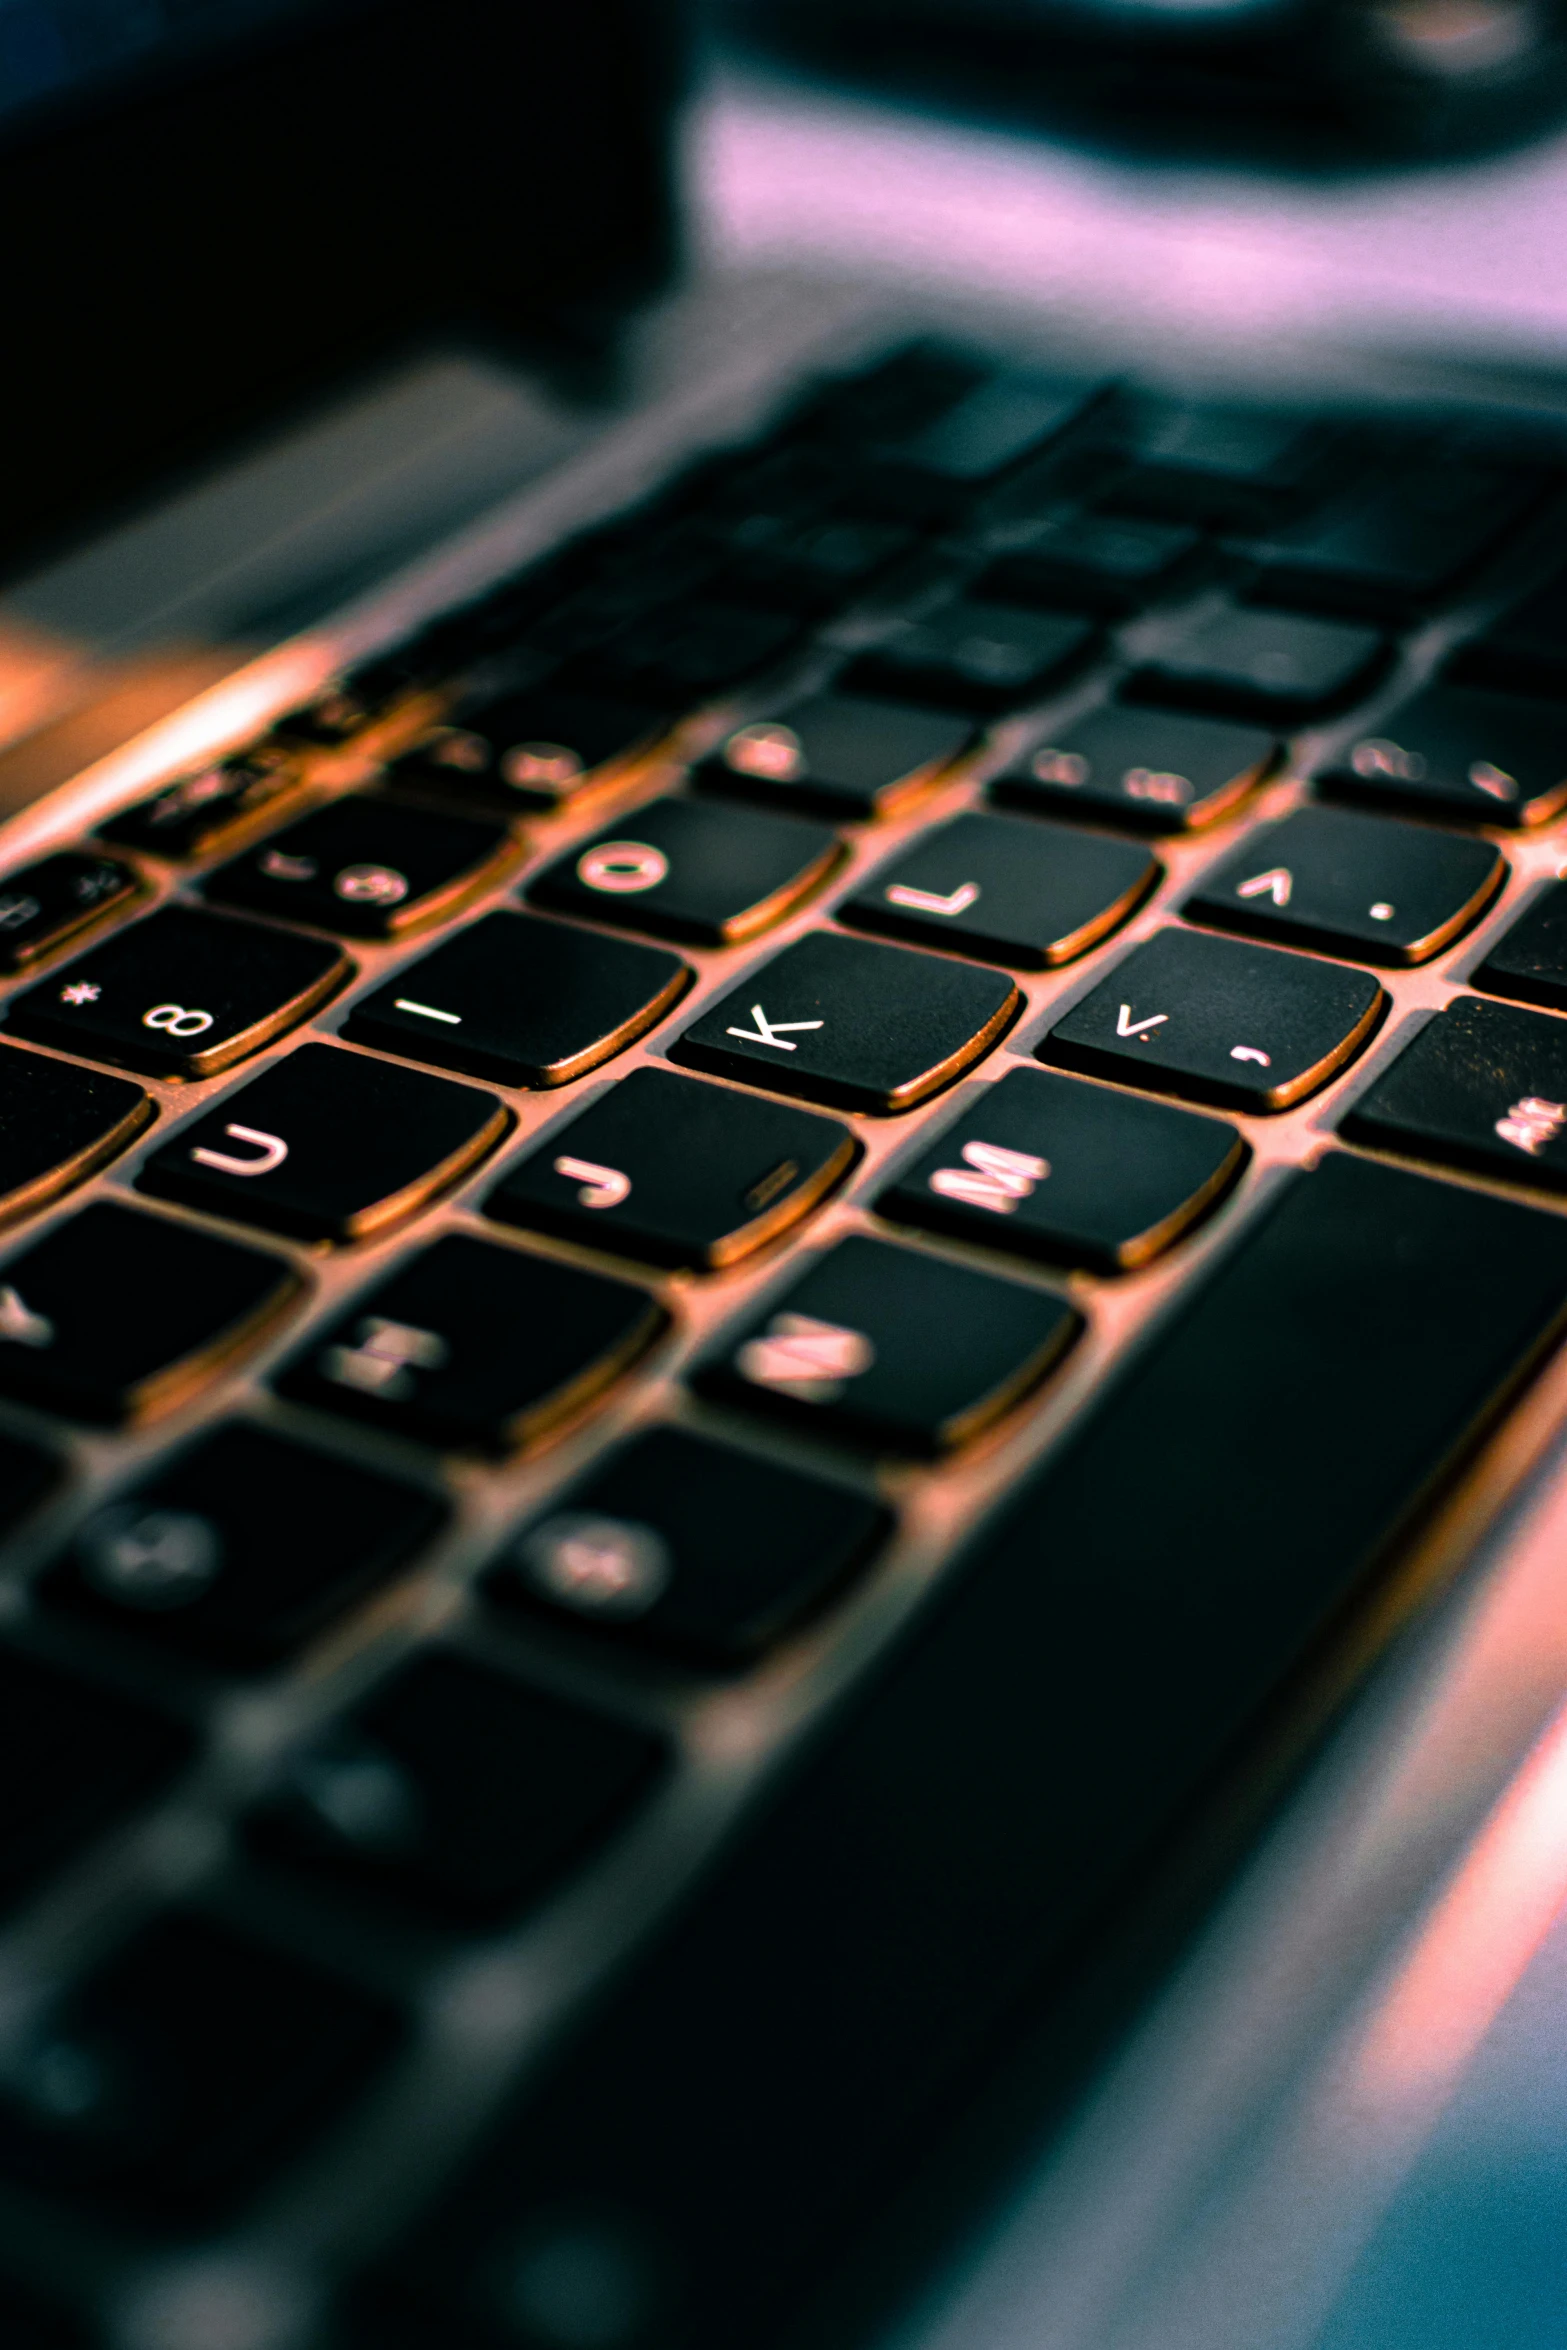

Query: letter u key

[190,1123,289,1177]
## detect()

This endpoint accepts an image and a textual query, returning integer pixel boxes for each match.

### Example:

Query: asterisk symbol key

[60,983,100,1006]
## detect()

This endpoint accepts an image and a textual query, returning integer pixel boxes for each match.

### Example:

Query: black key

[845,597,1099,715]
[859,373,1102,519]
[40,1423,448,1670]
[97,749,304,859]
[673,931,1019,1114]
[205,796,518,938]
[696,1234,1079,1457]
[0,1202,298,1424]
[246,1650,665,1926]
[0,1649,190,1914]
[1103,399,1338,525]
[698,693,976,821]
[570,598,803,704]
[978,513,1209,617]
[385,684,676,816]
[275,1233,664,1451]
[528,797,841,947]
[487,1428,891,1667]
[355,1156,1567,2350]
[1341,996,1567,1191]
[345,911,690,1087]
[0,1046,151,1225]
[722,515,918,616]
[0,851,137,971]
[992,702,1278,833]
[137,1043,508,1244]
[1042,926,1385,1111]
[486,1067,857,1270]
[0,1911,400,2221]
[1184,805,1506,966]
[1319,682,1567,828]
[1252,459,1546,620]
[6,905,350,1080]
[0,1430,57,1536]
[1474,881,1567,1010]
[1447,566,1567,701]
[1127,604,1391,724]
[879,1067,1245,1271]
[842,812,1158,968]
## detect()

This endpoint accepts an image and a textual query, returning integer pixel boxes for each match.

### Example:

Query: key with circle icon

[6,906,351,1079]
[205,797,519,938]
[528,796,842,946]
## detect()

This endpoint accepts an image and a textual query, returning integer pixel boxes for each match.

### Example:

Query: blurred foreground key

[348,1154,1567,2350]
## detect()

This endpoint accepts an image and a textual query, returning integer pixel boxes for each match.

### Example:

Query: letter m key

[929,1140,1049,1215]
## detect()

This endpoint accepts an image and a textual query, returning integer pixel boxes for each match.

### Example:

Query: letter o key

[577,841,669,895]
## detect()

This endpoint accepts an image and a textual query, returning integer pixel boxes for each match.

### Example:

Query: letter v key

[1116,1004,1168,1039]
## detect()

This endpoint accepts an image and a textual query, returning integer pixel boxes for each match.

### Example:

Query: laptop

[4,7,1567,2346]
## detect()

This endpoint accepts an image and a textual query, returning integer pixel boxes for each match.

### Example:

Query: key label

[520,1513,671,1616]
[320,1316,450,1401]
[0,895,39,932]
[725,1005,826,1052]
[142,1003,214,1037]
[78,1506,222,1609]
[190,1123,289,1178]
[1369,902,1395,921]
[1116,1004,1168,1039]
[0,1286,52,1349]
[1236,867,1292,906]
[393,998,461,1025]
[885,881,981,918]
[553,1155,632,1210]
[1351,738,1425,782]
[502,742,583,792]
[724,722,804,782]
[335,864,410,907]
[578,841,669,895]
[1230,1045,1272,1066]
[929,1139,1049,1215]
[1469,760,1519,802]
[1123,767,1191,808]
[260,849,318,882]
[1494,1095,1567,1156]
[60,983,100,1006]
[1031,748,1089,787]
[737,1311,875,1403]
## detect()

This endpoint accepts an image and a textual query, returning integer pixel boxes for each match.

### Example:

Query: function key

[41,1423,447,1671]
[695,1233,1080,1457]
[0,1048,151,1226]
[138,1042,507,1244]
[486,1066,857,1270]
[1184,806,1506,965]
[0,851,138,972]
[1341,996,1567,1193]
[842,811,1158,966]
[844,596,1099,715]
[0,1201,299,1424]
[1101,399,1339,526]
[204,797,518,938]
[528,797,841,947]
[0,1911,401,2220]
[1474,881,1567,1011]
[1319,682,1567,828]
[992,702,1277,832]
[1250,459,1547,621]
[878,1067,1245,1271]
[245,1650,665,1927]
[698,693,975,820]
[385,684,676,816]
[674,931,1018,1114]
[1447,566,1567,702]
[97,750,303,860]
[486,1427,891,1667]
[345,911,689,1087]
[978,512,1209,616]
[1042,926,1385,1111]
[0,1649,190,1917]
[1127,604,1391,725]
[7,905,350,1080]
[275,1232,664,1451]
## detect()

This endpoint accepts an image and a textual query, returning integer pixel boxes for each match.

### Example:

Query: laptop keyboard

[3,338,1567,2342]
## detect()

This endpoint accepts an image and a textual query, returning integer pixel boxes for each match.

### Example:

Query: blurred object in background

[719,0,1567,162]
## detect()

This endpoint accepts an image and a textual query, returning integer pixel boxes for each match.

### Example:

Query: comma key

[6,906,350,1079]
